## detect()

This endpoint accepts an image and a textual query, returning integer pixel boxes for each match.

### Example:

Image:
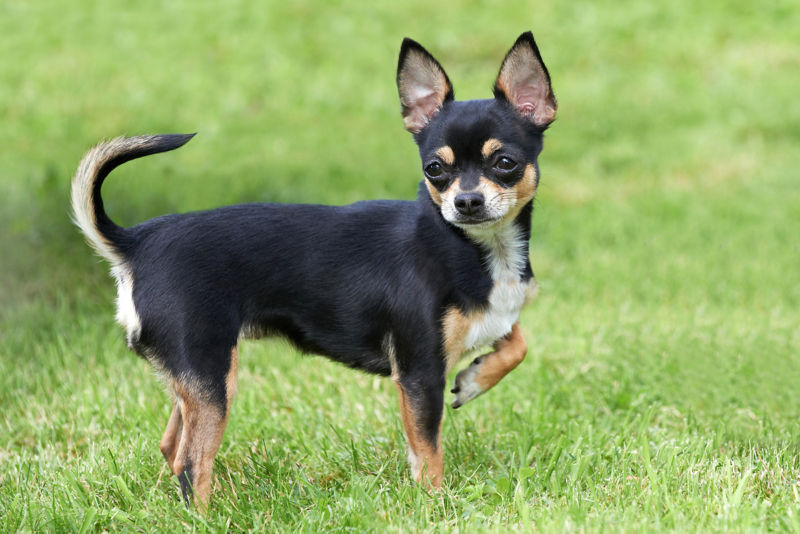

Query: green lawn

[2,0,799,531]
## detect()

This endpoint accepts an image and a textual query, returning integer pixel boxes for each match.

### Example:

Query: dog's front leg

[451,322,527,408]
[393,369,445,489]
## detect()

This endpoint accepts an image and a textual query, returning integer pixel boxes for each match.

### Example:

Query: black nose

[454,192,485,216]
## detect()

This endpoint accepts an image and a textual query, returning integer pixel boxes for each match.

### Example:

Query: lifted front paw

[451,355,487,408]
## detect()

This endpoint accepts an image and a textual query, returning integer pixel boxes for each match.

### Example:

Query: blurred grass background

[1,0,799,531]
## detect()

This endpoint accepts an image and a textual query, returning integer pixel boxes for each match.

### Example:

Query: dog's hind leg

[160,399,183,473]
[451,322,527,408]
[170,346,239,510]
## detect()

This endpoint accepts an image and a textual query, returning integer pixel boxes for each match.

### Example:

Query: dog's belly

[242,311,394,376]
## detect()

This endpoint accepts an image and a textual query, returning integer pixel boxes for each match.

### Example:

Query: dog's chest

[463,225,530,351]
[463,264,528,352]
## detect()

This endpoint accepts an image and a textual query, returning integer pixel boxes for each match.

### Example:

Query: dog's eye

[495,157,517,171]
[425,162,443,178]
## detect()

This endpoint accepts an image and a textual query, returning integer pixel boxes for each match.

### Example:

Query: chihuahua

[71,31,557,507]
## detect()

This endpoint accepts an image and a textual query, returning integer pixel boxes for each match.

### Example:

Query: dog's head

[397,32,557,230]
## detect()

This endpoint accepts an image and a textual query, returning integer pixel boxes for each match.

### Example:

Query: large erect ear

[494,31,557,128]
[397,38,454,134]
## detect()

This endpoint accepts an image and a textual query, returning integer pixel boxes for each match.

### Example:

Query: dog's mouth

[457,218,490,225]
[451,214,502,227]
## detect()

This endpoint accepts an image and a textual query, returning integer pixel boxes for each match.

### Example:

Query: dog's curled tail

[71,134,195,265]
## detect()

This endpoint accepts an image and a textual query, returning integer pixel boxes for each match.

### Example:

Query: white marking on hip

[112,265,141,347]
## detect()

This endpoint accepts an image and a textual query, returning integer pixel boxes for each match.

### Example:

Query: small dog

[72,32,556,507]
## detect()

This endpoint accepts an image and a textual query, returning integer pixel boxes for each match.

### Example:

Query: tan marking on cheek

[425,180,442,206]
[393,380,443,489]
[514,164,538,203]
[473,323,527,391]
[442,306,484,373]
[481,138,503,159]
[439,177,461,210]
[434,145,455,165]
[500,164,537,222]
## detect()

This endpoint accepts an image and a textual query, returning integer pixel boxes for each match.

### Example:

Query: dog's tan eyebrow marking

[435,145,455,165]
[481,138,503,159]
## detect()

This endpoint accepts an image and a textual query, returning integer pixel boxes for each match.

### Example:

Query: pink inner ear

[414,90,443,119]
[515,90,539,114]
[497,45,556,126]
[404,93,444,133]
[402,87,445,133]
[399,50,450,133]
[509,73,547,114]
[508,78,555,125]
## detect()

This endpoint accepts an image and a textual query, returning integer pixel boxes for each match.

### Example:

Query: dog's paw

[451,355,487,408]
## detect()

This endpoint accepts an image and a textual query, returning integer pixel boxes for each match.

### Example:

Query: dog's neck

[462,212,530,283]
[425,189,532,278]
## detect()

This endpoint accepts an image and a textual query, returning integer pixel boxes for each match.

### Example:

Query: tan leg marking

[226,346,239,403]
[171,347,239,510]
[393,380,443,489]
[442,306,483,374]
[474,323,527,390]
[452,323,527,408]
[160,400,183,473]
[481,138,503,159]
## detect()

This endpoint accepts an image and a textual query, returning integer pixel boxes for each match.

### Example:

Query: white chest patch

[463,223,529,351]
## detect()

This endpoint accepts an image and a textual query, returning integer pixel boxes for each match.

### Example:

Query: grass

[2,0,800,531]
